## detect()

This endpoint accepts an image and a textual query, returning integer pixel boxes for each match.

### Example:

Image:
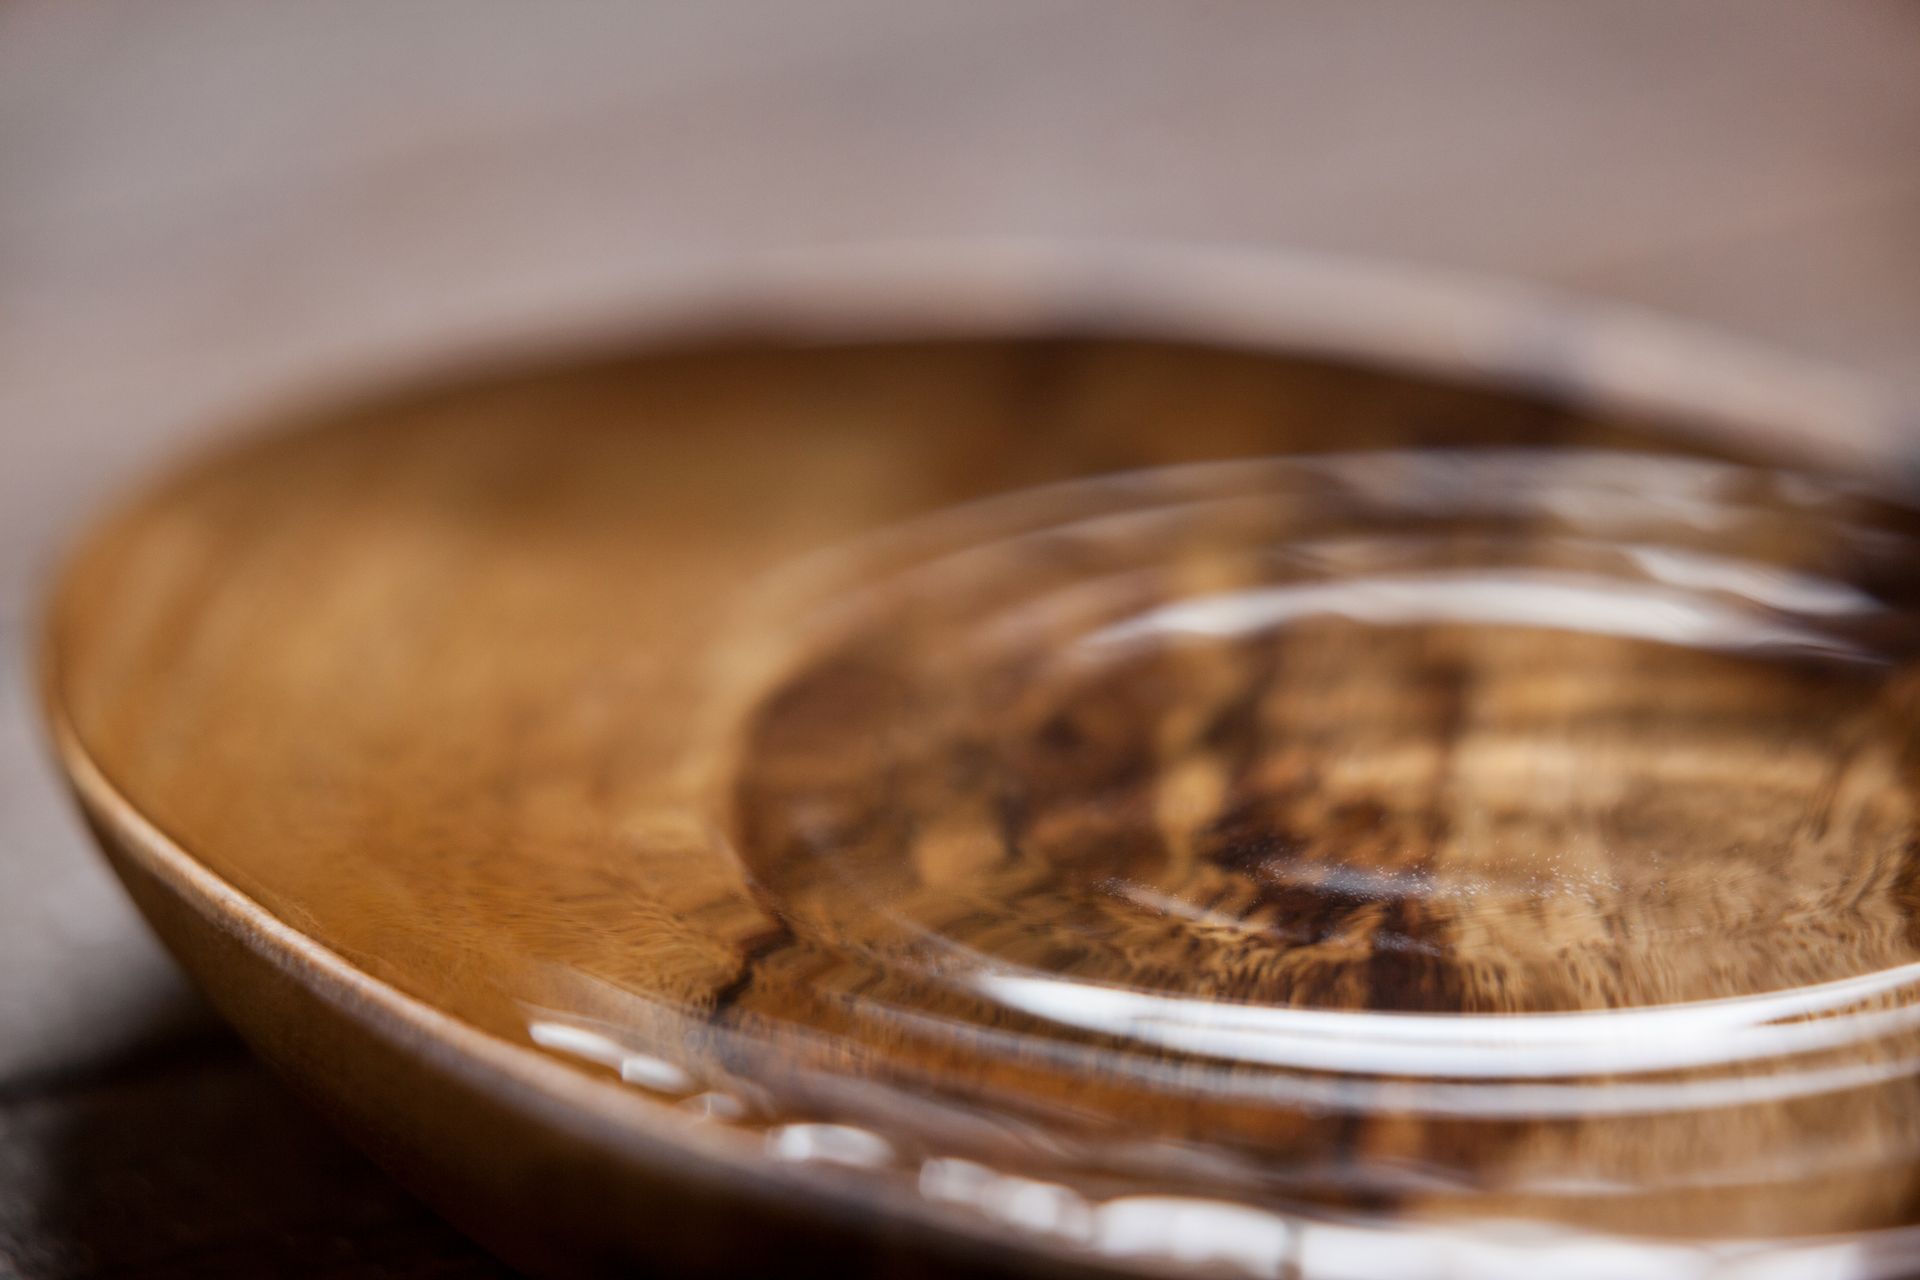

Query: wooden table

[4,3,1919,1275]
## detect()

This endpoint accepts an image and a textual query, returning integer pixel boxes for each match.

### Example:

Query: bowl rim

[37,237,1920,1278]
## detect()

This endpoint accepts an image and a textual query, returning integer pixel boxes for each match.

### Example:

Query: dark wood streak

[1362,656,1469,1015]
[708,923,797,1020]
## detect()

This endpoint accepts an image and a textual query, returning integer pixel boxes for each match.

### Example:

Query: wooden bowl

[39,244,1920,1279]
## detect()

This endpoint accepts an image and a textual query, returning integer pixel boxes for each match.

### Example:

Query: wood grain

[8,6,1920,1276]
[41,334,1920,1272]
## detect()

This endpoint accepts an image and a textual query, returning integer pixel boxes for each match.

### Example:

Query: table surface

[4,3,1920,1276]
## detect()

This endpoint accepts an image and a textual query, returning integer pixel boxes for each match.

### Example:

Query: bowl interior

[46,334,1920,1274]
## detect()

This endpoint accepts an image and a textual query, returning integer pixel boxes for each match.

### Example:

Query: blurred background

[4,3,1920,1275]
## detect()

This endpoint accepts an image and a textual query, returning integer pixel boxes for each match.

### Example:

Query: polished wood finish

[42,323,1920,1277]
[12,6,1920,1274]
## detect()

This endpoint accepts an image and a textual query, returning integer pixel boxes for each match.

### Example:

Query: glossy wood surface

[41,333,1920,1276]
[10,7,1920,1276]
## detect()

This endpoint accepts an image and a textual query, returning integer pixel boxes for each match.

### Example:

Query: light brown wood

[10,8,1920,1276]
[41,318,1920,1276]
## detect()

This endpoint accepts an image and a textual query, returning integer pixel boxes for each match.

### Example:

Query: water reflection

[532,449,1920,1274]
